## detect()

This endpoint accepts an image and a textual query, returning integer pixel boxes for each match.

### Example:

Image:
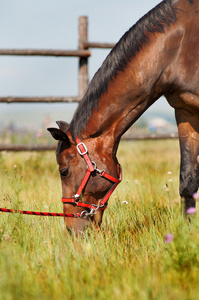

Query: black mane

[70,0,179,139]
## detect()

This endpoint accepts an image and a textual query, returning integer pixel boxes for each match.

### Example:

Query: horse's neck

[84,45,166,143]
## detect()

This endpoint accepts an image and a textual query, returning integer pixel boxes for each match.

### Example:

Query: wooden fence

[0,16,177,151]
[0,16,114,104]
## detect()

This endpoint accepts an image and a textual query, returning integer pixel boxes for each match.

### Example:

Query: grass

[0,140,199,300]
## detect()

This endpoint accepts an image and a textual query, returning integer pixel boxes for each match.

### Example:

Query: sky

[0,0,175,130]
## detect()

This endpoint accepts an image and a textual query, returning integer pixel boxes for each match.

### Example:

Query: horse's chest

[166,92,199,112]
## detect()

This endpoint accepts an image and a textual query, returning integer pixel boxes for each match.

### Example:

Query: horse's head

[48,121,121,235]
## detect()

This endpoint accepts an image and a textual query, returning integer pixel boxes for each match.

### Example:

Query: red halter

[62,137,122,218]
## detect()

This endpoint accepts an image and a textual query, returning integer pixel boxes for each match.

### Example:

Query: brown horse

[48,0,199,235]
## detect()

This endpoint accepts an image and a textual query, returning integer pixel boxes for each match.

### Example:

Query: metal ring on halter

[91,161,104,175]
[80,210,88,218]
[92,161,98,171]
[89,208,98,216]
[80,208,98,218]
[76,142,88,156]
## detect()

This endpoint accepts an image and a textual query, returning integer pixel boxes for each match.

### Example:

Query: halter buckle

[91,161,104,176]
[77,142,88,156]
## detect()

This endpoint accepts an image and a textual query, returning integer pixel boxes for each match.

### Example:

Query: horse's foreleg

[175,108,199,213]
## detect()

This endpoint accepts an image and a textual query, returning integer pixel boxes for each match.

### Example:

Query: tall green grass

[0,140,199,300]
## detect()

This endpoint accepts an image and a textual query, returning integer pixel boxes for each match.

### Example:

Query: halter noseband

[62,137,122,218]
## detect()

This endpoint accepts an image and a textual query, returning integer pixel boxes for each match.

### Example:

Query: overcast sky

[0,0,174,129]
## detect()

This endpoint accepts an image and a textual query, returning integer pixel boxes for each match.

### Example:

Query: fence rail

[83,42,115,49]
[0,96,81,103]
[0,144,57,152]
[0,49,91,57]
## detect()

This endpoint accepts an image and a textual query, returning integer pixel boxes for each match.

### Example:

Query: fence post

[78,16,88,99]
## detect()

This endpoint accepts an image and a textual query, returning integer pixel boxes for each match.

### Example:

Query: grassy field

[0,140,199,300]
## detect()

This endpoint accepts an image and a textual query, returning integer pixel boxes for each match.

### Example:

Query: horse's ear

[56,121,70,132]
[47,128,70,144]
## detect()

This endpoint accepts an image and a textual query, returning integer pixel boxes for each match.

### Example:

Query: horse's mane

[70,0,181,139]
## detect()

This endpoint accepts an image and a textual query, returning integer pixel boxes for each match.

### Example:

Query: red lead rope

[0,207,81,218]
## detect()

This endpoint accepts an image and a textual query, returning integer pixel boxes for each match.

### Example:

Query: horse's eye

[60,168,70,179]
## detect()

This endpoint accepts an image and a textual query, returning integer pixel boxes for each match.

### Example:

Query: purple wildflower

[186,207,197,215]
[165,234,173,244]
[193,193,199,200]
[36,132,42,138]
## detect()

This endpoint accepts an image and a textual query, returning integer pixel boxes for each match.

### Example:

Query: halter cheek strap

[62,137,122,217]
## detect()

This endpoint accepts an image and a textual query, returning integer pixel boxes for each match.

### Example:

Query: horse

[48,0,199,235]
